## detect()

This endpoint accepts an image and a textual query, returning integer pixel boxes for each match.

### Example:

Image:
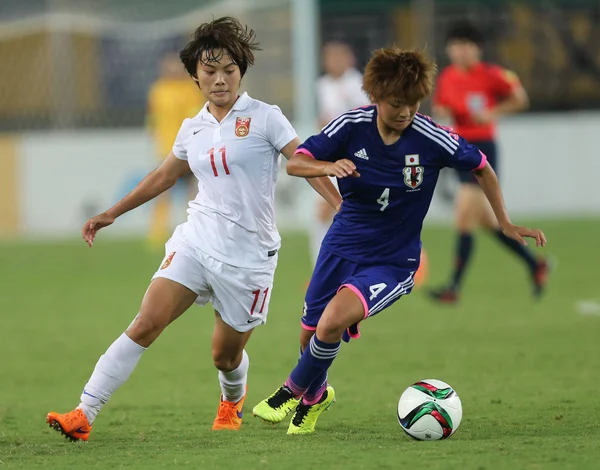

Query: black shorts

[457,140,498,185]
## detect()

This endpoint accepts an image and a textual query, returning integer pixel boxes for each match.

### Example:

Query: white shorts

[152,227,278,332]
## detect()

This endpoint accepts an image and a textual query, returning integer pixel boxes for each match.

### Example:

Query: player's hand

[501,224,547,247]
[326,159,360,178]
[82,212,115,247]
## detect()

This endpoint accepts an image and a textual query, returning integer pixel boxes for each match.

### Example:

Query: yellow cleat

[287,386,335,435]
[253,386,300,424]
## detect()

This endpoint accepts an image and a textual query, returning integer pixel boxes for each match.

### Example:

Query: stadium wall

[3,112,600,239]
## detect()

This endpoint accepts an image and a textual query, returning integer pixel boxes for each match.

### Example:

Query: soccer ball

[397,379,462,440]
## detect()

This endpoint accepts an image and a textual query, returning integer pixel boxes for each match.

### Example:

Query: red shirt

[434,62,520,142]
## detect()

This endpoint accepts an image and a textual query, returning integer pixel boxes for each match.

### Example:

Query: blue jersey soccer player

[252,47,546,435]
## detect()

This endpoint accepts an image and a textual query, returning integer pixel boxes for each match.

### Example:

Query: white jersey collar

[199,92,251,121]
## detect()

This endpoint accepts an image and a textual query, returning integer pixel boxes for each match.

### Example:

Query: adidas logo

[354,148,369,160]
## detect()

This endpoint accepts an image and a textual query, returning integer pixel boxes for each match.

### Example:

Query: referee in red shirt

[429,22,550,304]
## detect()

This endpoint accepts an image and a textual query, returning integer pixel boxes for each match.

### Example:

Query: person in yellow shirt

[147,52,206,248]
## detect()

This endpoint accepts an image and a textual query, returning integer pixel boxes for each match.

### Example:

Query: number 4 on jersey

[377,188,390,211]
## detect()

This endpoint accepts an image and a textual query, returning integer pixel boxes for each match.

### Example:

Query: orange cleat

[212,387,247,431]
[46,408,92,441]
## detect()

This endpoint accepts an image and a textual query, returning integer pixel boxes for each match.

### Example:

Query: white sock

[77,333,146,424]
[218,350,249,403]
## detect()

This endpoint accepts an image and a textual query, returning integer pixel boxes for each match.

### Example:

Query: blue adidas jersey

[298,106,486,268]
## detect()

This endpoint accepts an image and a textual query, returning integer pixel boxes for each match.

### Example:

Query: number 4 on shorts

[369,283,387,300]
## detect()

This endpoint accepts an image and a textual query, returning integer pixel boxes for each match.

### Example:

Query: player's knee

[317,310,347,341]
[126,314,166,346]
[212,352,240,372]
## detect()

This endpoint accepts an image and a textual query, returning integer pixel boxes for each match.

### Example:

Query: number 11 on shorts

[250,288,269,315]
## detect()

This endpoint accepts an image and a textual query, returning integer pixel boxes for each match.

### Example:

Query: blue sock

[285,335,340,398]
[303,372,328,405]
[297,345,328,404]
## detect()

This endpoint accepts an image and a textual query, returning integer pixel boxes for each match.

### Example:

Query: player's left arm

[442,127,546,247]
[452,142,545,246]
[280,138,343,212]
[266,107,343,211]
[473,163,545,247]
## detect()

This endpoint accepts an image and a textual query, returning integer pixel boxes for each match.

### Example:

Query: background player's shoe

[428,286,459,304]
[532,257,552,298]
[287,386,336,435]
[46,408,92,441]
[253,385,300,423]
[212,387,247,430]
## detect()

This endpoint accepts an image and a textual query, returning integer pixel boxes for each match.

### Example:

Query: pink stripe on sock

[339,283,369,318]
[284,378,305,398]
[303,384,327,405]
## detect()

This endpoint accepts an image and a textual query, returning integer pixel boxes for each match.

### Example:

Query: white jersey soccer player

[155,92,296,330]
[46,17,341,441]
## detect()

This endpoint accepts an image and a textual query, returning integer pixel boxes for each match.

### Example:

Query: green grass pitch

[1,219,599,469]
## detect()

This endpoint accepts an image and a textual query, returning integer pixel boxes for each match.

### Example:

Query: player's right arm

[82,118,194,247]
[286,153,359,179]
[82,153,190,247]
[286,115,361,179]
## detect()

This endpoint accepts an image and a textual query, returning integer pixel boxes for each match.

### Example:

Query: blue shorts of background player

[302,248,415,342]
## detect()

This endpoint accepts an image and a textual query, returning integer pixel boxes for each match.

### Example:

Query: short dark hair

[362,48,437,104]
[445,21,484,46]
[180,17,261,78]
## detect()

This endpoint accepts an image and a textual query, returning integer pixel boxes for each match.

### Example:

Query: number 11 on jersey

[209,147,229,177]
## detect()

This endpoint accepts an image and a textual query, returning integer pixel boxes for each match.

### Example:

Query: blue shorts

[457,140,498,184]
[302,248,416,341]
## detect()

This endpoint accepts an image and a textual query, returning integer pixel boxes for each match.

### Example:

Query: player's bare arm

[474,162,546,247]
[287,153,360,179]
[82,153,191,247]
[281,138,343,211]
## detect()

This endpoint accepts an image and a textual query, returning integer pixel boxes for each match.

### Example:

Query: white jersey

[316,68,371,123]
[172,92,297,269]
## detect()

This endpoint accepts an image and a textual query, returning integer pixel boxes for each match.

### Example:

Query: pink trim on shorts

[473,150,488,171]
[301,322,317,331]
[295,148,315,159]
[338,283,369,319]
